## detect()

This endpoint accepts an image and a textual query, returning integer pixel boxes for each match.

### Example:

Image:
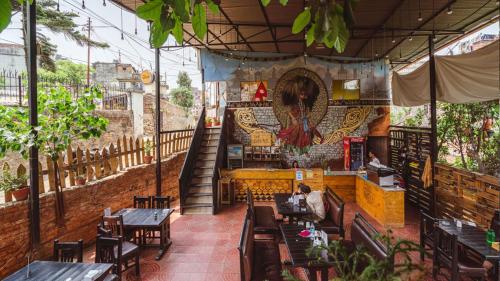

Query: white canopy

[392,40,500,106]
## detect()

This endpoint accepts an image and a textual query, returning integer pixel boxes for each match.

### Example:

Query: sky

[0,0,202,89]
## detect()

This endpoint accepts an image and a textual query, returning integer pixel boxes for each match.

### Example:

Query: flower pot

[144,155,153,164]
[75,178,86,185]
[12,186,29,201]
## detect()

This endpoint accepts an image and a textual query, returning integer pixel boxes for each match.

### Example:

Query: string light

[103,0,106,6]
[447,5,453,15]
[57,0,60,11]
[391,31,395,44]
[82,0,86,9]
[408,36,413,42]
[134,0,138,35]
[375,51,379,57]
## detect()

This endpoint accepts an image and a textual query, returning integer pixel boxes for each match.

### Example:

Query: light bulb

[408,36,413,42]
[82,0,86,9]
[418,12,423,21]
[447,6,453,15]
[103,0,106,6]
[392,38,396,44]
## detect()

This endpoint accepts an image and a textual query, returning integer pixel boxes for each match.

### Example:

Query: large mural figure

[273,68,329,156]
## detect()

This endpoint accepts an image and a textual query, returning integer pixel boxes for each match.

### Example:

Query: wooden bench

[344,213,393,271]
[246,189,279,238]
[238,212,283,281]
[320,187,345,239]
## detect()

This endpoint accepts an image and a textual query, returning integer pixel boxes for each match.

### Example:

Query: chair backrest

[420,211,437,246]
[324,187,345,228]
[238,212,255,281]
[434,227,458,272]
[351,213,389,262]
[151,196,171,209]
[53,239,83,263]
[95,236,122,276]
[133,195,151,208]
[101,215,125,237]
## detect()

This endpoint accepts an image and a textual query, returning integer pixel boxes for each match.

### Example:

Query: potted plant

[143,141,154,164]
[75,175,86,185]
[0,170,29,201]
[213,117,221,127]
[205,117,213,128]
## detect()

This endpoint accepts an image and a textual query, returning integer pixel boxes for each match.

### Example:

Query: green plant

[0,169,28,192]
[283,230,425,281]
[261,0,359,53]
[0,86,108,224]
[136,0,220,48]
[144,140,153,154]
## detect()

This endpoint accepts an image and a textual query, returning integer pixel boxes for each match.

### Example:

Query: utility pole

[86,17,91,86]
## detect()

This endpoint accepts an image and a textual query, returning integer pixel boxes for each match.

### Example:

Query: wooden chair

[133,195,151,208]
[53,239,83,263]
[420,211,437,261]
[433,227,487,281]
[151,196,171,209]
[100,215,141,277]
[95,236,124,279]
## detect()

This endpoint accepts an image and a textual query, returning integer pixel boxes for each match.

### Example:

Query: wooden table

[115,208,174,260]
[437,220,500,281]
[274,193,313,219]
[280,224,331,281]
[3,261,113,281]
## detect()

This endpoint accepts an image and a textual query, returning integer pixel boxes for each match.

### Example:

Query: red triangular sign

[254,81,268,101]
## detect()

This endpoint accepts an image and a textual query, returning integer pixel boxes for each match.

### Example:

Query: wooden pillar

[27,0,40,246]
[155,48,162,196]
[428,35,438,216]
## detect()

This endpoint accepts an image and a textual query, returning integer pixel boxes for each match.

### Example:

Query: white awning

[392,40,500,106]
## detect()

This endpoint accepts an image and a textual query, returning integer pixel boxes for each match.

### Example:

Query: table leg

[308,268,317,281]
[155,218,172,260]
[320,268,328,281]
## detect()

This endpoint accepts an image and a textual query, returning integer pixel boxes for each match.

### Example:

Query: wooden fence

[1,129,194,203]
[435,163,500,230]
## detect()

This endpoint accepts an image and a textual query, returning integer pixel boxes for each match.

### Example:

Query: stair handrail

[211,107,227,214]
[178,107,206,214]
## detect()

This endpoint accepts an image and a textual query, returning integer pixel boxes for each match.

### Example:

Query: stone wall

[143,94,196,136]
[0,152,185,279]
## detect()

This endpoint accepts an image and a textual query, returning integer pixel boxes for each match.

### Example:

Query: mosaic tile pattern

[83,201,490,281]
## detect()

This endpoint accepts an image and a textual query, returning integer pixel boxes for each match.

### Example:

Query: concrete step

[182,206,213,215]
[195,161,215,169]
[189,185,212,193]
[205,127,221,133]
[199,146,217,154]
[186,195,213,204]
[201,140,219,147]
[197,154,216,161]
[202,135,220,141]
[191,177,212,185]
[193,169,214,177]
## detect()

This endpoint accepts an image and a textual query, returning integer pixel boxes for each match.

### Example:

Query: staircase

[182,127,221,214]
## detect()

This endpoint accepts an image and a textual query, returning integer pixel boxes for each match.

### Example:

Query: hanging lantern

[482,116,494,138]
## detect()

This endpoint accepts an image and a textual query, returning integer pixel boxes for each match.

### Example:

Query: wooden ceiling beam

[219,6,255,51]
[258,0,280,52]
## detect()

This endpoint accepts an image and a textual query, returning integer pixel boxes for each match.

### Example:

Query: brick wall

[0,152,185,279]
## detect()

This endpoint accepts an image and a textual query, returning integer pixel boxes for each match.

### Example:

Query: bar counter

[221,168,405,228]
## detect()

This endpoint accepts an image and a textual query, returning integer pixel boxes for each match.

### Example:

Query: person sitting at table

[294,183,325,220]
[291,160,299,169]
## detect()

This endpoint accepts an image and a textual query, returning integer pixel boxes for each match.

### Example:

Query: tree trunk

[53,159,65,226]
[455,130,467,169]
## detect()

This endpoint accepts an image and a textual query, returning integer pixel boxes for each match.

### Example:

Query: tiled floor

[84,201,485,281]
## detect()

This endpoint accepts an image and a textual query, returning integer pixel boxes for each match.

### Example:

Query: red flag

[254,81,268,101]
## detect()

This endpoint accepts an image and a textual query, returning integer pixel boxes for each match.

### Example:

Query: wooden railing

[435,163,500,230]
[1,129,193,204]
[212,108,227,214]
[179,107,206,214]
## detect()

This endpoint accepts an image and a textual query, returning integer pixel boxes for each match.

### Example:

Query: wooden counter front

[355,176,405,228]
[222,168,405,228]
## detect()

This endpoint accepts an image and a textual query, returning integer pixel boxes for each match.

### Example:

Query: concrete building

[0,44,25,72]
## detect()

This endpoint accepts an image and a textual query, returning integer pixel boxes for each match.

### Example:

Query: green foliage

[144,140,153,153]
[0,86,108,160]
[137,0,220,48]
[170,86,193,109]
[0,0,12,33]
[0,169,28,192]
[262,0,357,53]
[283,230,424,281]
[177,71,192,89]
[38,60,91,84]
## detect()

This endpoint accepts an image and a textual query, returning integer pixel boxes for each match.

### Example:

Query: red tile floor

[84,201,488,281]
